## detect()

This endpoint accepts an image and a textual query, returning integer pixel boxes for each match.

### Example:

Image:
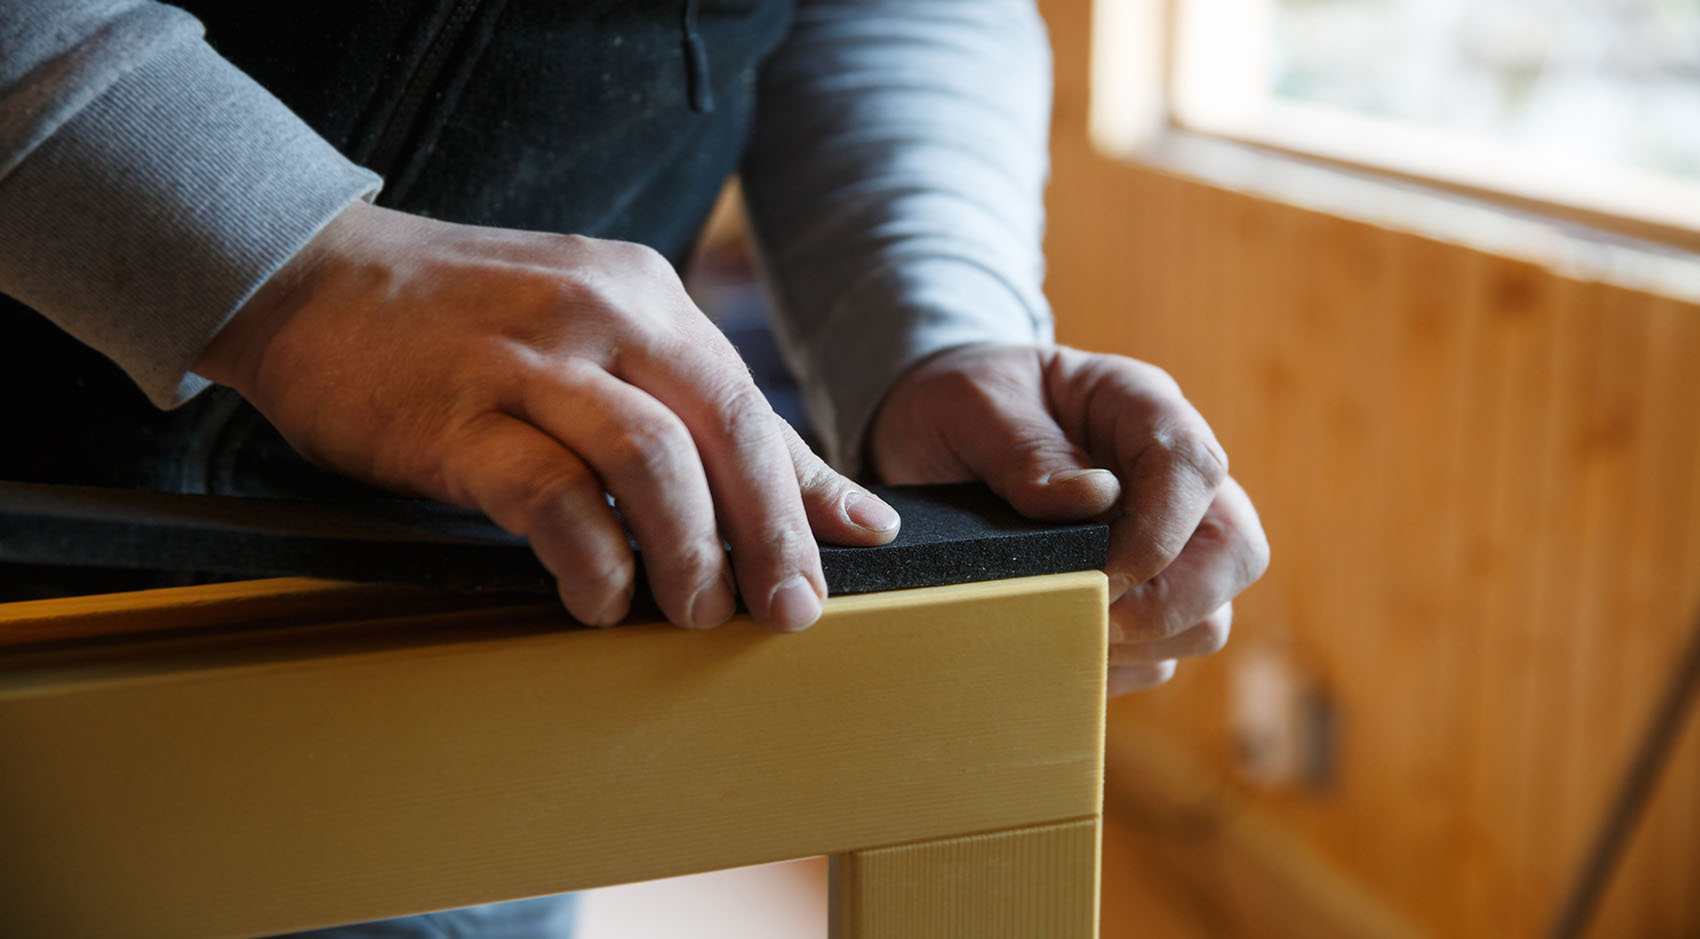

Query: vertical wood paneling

[1041,4,1700,935]
[1377,235,1484,930]
[1590,295,1700,937]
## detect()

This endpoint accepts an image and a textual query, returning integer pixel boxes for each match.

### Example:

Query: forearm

[0,0,379,407]
[741,0,1055,473]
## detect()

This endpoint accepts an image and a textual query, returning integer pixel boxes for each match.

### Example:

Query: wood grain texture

[1038,3,1700,935]
[830,817,1102,939]
[0,572,1106,938]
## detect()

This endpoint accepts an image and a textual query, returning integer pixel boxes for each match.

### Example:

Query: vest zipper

[682,0,714,113]
[368,0,485,179]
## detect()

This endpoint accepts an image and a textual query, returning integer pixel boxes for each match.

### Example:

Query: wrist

[866,341,1032,482]
[195,199,374,394]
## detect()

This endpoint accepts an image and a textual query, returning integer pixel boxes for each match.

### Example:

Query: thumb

[957,391,1120,522]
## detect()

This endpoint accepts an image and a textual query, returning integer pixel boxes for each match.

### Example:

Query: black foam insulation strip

[0,481,1107,598]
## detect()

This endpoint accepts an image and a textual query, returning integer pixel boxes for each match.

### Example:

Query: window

[1096,0,1700,243]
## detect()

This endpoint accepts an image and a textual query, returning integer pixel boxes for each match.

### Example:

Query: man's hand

[868,344,1269,696]
[197,202,901,632]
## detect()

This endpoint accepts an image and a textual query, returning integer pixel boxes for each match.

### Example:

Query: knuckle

[544,528,633,606]
[549,270,599,307]
[556,269,624,318]
[1192,611,1233,656]
[539,274,620,337]
[1136,522,1194,580]
[610,418,695,481]
[1157,423,1228,489]
[1133,418,1227,496]
[598,558,638,597]
[669,538,727,584]
[1241,530,1273,585]
[519,471,592,530]
[711,390,778,445]
[705,332,752,370]
[1148,543,1187,579]
[556,232,596,254]
[606,239,680,287]
[760,521,817,564]
[1008,430,1068,468]
[624,240,672,273]
[1192,510,1231,545]
[573,552,635,597]
[1130,577,1193,640]
[799,460,847,500]
[1158,606,1193,640]
[556,236,675,292]
[779,423,838,493]
[1128,360,1182,397]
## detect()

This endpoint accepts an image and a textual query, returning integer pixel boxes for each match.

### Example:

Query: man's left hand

[868,344,1270,697]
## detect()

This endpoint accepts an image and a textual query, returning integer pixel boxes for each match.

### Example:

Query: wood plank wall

[1037,3,1700,936]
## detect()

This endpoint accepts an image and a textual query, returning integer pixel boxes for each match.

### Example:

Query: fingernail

[1047,468,1117,487]
[844,490,900,533]
[687,574,736,629]
[767,575,822,632]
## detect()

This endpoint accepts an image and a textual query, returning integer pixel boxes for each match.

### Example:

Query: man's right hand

[196,201,901,632]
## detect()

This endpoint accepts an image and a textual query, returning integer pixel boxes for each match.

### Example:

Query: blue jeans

[272,892,577,939]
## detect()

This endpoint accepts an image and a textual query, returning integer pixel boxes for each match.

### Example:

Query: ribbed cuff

[0,34,381,407]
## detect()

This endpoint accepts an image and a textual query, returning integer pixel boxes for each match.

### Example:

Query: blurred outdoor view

[1269,0,1700,182]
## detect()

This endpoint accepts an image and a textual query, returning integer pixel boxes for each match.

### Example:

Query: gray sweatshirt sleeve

[0,0,381,408]
[740,0,1054,473]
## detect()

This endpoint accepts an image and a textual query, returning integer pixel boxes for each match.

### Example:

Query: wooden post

[830,816,1102,939]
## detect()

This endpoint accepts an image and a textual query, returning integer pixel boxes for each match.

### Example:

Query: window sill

[1091,125,1700,305]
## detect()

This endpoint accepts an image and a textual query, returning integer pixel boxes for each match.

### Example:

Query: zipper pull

[682,0,715,113]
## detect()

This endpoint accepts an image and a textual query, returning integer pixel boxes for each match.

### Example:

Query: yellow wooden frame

[0,571,1106,938]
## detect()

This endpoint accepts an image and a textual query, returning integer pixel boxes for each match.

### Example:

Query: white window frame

[1089,0,1700,253]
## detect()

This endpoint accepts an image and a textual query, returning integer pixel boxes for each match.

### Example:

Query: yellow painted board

[0,571,1106,938]
[0,577,465,647]
[830,816,1103,939]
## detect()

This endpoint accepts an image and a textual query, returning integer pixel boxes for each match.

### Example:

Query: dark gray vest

[1,0,795,496]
